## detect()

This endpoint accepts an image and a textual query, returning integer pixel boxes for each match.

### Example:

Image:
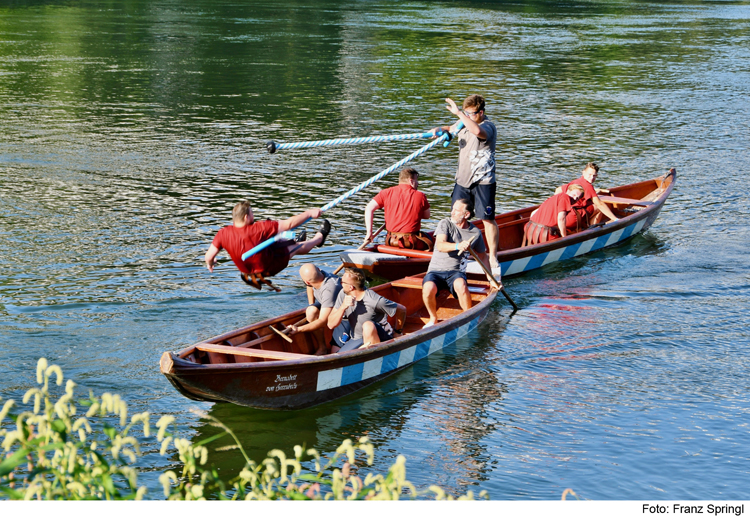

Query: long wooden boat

[341,168,676,281]
[160,273,498,410]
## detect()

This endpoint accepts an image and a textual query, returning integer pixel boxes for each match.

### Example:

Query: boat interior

[177,274,493,366]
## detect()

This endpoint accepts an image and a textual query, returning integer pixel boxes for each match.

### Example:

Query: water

[1,0,749,500]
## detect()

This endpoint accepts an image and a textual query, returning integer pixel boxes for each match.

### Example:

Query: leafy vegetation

[0,358,486,500]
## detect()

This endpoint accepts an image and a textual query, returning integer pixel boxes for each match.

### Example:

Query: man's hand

[457,239,472,253]
[288,324,300,335]
[308,208,323,219]
[206,259,217,273]
[445,97,461,116]
[342,295,356,309]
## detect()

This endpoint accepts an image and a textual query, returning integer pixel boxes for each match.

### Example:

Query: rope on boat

[241,126,461,261]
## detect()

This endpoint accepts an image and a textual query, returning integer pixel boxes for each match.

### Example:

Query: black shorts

[423,270,468,299]
[452,182,496,220]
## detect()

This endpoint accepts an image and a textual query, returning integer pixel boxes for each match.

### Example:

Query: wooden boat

[341,168,676,281]
[160,273,498,410]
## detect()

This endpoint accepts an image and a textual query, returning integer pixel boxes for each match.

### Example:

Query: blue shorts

[423,270,467,299]
[335,321,394,352]
[452,182,496,220]
[310,300,322,310]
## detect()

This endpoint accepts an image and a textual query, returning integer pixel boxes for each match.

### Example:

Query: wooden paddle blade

[270,325,294,343]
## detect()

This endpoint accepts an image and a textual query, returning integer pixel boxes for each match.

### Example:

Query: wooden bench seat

[194,343,310,361]
[599,196,654,207]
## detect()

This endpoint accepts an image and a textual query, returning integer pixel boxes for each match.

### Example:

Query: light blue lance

[243,125,463,262]
[267,131,435,153]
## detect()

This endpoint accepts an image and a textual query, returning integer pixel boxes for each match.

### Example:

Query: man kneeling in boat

[287,263,342,355]
[204,200,331,289]
[363,167,433,251]
[327,269,406,352]
[522,184,585,246]
[422,198,495,328]
[554,162,618,233]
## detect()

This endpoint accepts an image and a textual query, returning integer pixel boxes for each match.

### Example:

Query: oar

[333,223,386,275]
[267,132,437,153]
[466,245,519,312]
[242,131,453,262]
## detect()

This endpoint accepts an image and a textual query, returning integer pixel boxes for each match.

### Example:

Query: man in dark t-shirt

[204,200,331,288]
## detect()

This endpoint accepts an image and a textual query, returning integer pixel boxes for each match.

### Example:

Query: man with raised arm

[204,200,331,289]
[287,263,342,355]
[421,198,497,328]
[522,184,585,246]
[327,268,406,352]
[554,162,619,232]
[431,94,500,269]
[363,167,432,250]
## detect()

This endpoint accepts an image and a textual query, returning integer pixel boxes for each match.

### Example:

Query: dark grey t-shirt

[456,119,497,187]
[427,219,487,273]
[333,289,398,340]
[313,271,342,309]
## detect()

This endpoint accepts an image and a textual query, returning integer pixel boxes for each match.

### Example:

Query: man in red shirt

[555,162,618,232]
[204,200,331,288]
[363,167,432,250]
[522,185,585,246]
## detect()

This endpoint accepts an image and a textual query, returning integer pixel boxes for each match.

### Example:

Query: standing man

[287,263,342,355]
[328,269,406,352]
[204,200,331,289]
[421,199,497,328]
[363,167,432,250]
[522,184,585,246]
[432,94,499,269]
[554,162,619,232]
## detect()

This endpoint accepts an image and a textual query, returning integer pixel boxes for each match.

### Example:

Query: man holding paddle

[363,167,433,251]
[422,199,498,328]
[287,264,342,355]
[432,94,500,270]
[204,200,331,289]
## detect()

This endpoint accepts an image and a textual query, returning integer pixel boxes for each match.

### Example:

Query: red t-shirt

[212,220,279,275]
[531,193,574,228]
[561,177,597,208]
[373,184,430,233]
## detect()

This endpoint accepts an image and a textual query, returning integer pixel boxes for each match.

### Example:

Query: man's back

[374,184,429,234]
[212,220,279,274]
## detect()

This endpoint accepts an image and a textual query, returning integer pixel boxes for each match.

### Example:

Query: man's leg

[482,219,500,268]
[422,281,440,327]
[361,321,380,347]
[289,220,331,257]
[452,276,473,312]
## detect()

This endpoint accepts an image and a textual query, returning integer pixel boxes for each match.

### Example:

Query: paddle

[333,223,386,275]
[466,244,519,312]
[242,131,453,262]
[266,131,437,153]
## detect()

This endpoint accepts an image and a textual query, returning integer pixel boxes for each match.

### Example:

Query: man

[363,167,432,250]
[522,184,585,246]
[432,94,500,269]
[287,263,342,355]
[422,198,497,328]
[328,268,406,352]
[554,162,618,232]
[204,200,331,289]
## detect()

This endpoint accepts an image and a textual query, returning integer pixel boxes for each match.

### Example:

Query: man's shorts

[452,182,496,220]
[333,321,394,352]
[422,270,468,300]
[309,300,322,310]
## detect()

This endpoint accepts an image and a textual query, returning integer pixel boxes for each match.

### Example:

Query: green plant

[0,358,486,500]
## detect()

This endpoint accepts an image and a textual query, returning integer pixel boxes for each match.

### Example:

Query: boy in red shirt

[205,200,331,288]
[555,162,618,232]
[523,185,585,246]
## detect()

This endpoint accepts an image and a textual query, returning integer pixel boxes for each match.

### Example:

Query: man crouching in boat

[422,199,495,329]
[522,184,585,246]
[554,162,618,232]
[287,264,342,355]
[363,167,433,250]
[204,200,331,289]
[327,269,406,352]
